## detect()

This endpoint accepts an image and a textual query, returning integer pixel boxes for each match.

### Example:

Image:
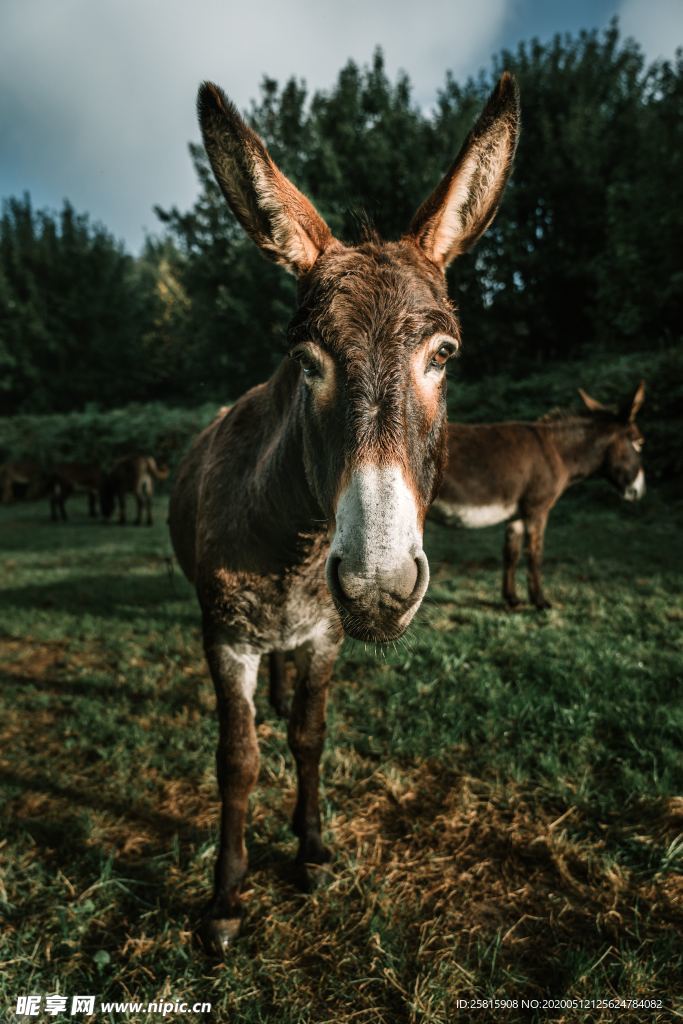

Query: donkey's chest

[265,576,336,650]
[203,550,336,651]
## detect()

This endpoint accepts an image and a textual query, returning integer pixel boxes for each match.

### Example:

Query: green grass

[1,486,681,1023]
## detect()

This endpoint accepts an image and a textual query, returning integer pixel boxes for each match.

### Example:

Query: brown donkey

[0,461,44,504]
[100,455,169,526]
[169,74,520,954]
[48,463,102,521]
[430,383,646,609]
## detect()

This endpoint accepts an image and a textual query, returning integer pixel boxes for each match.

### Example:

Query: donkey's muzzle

[623,468,645,502]
[326,551,429,642]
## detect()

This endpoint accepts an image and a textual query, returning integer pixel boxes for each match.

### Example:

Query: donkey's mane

[355,213,381,245]
[537,406,582,423]
[537,406,616,424]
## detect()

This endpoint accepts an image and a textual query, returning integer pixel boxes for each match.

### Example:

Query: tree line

[1,21,681,415]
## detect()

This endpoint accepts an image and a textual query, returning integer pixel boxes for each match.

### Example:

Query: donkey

[0,460,45,504]
[48,462,102,521]
[100,455,169,526]
[429,383,645,609]
[169,73,520,954]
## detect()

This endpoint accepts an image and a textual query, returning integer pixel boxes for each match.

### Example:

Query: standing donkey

[100,455,169,526]
[430,383,646,609]
[169,74,520,954]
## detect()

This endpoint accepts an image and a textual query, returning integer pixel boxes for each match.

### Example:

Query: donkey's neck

[547,416,612,482]
[244,359,326,560]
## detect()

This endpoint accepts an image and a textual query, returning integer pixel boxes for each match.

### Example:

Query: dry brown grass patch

[325,762,682,994]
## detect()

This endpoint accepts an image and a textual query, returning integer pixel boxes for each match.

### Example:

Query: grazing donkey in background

[430,382,645,609]
[100,455,169,526]
[0,461,44,504]
[169,73,520,954]
[48,463,102,521]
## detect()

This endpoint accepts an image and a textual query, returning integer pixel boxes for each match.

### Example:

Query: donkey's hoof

[504,595,522,610]
[534,598,552,611]
[295,860,334,893]
[198,916,242,956]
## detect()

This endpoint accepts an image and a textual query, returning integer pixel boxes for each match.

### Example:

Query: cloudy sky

[1,0,680,251]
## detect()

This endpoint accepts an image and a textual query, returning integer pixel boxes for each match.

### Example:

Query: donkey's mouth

[334,606,418,644]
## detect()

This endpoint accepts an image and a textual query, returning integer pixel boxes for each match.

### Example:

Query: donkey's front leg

[288,637,339,889]
[502,519,524,607]
[525,512,551,610]
[202,626,260,954]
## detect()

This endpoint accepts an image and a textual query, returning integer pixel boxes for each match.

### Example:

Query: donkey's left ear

[577,388,607,413]
[621,380,645,422]
[408,72,520,271]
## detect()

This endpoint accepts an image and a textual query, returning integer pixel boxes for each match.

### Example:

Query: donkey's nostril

[328,556,344,597]
[335,558,364,602]
[388,557,419,601]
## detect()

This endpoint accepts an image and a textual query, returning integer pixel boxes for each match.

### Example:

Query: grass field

[1,486,681,1023]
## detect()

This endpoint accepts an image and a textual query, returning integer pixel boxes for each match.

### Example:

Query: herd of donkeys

[0,454,168,526]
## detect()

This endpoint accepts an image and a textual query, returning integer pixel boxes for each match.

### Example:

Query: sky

[1,0,681,252]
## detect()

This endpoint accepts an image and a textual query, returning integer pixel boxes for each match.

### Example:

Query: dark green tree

[3,23,680,414]
[0,195,156,413]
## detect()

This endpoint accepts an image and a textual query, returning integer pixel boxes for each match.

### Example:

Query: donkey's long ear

[198,82,335,276]
[577,388,608,413]
[620,380,645,422]
[408,72,520,271]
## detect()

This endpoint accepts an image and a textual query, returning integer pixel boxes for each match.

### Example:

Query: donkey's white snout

[327,464,429,636]
[624,468,645,502]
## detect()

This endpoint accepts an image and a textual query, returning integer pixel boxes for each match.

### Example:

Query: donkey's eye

[428,342,457,372]
[290,347,322,379]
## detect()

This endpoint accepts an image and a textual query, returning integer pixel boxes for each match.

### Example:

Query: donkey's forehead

[296,240,458,350]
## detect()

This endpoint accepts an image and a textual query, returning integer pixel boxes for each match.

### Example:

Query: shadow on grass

[0,572,195,624]
[0,767,204,843]
[1,761,304,932]
[0,669,211,720]
[0,508,169,551]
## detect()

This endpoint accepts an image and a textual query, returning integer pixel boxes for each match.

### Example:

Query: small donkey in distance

[430,382,646,609]
[169,72,520,955]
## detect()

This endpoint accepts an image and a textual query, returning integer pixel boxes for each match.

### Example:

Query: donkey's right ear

[621,380,645,422]
[408,72,520,271]
[197,82,335,276]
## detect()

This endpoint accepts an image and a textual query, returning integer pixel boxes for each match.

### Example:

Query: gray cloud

[0,0,509,250]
